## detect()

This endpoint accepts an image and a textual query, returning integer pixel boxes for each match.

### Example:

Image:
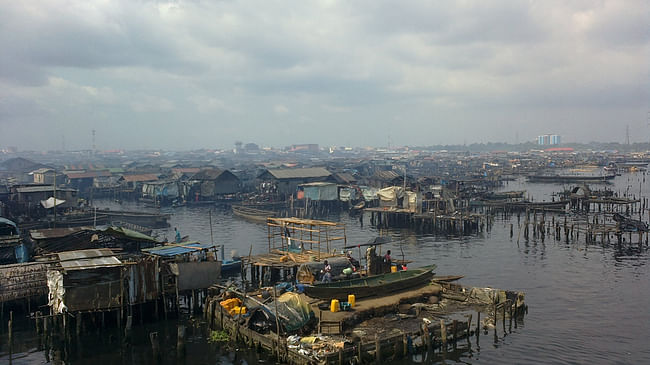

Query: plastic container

[228,306,247,316]
[330,299,340,312]
[347,294,355,308]
[391,265,398,273]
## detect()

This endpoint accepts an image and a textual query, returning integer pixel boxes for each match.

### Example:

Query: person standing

[175,227,181,243]
[321,260,332,283]
[384,249,392,272]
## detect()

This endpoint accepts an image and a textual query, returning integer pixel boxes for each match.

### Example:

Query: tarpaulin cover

[275,292,313,332]
[338,188,357,202]
[377,186,404,202]
[302,183,338,201]
[360,186,379,201]
[103,226,158,242]
[47,270,67,313]
[406,191,419,213]
[169,261,221,291]
[40,197,66,209]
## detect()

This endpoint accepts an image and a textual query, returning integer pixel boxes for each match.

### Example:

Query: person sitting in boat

[346,251,360,271]
[321,260,332,283]
[383,250,392,272]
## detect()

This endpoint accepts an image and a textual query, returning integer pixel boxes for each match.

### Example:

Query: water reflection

[2,174,649,364]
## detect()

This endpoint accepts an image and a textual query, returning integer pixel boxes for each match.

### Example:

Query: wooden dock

[204,280,527,365]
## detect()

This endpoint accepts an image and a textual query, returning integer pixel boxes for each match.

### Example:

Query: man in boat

[346,251,360,271]
[175,227,181,243]
[321,260,332,283]
[383,250,392,272]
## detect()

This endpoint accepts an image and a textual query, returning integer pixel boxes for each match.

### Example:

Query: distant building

[537,134,561,145]
[551,135,561,145]
[288,144,319,152]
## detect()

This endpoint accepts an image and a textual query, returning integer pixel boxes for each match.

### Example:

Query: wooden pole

[177,325,186,357]
[375,333,381,364]
[150,332,160,360]
[440,319,447,348]
[8,311,13,364]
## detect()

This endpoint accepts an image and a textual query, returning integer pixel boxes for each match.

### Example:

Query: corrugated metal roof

[57,248,122,271]
[190,168,224,180]
[299,182,337,187]
[373,170,401,181]
[142,242,216,257]
[66,171,112,179]
[120,174,159,182]
[16,186,77,193]
[30,226,91,240]
[266,167,331,179]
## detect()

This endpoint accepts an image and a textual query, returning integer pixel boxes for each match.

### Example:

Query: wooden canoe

[303,265,436,301]
[231,205,276,224]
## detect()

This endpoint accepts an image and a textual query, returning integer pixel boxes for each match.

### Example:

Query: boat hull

[304,265,436,301]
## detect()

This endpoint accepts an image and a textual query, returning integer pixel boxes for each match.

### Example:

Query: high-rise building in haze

[538,134,561,145]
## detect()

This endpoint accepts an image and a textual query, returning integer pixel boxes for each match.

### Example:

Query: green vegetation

[208,330,231,343]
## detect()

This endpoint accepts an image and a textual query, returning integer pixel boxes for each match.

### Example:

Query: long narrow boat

[304,265,436,301]
[231,205,276,224]
[95,209,170,228]
[526,174,615,183]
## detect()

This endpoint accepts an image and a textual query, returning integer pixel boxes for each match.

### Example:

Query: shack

[0,217,27,264]
[141,180,180,205]
[47,248,124,313]
[29,226,158,255]
[188,168,241,201]
[142,242,221,312]
[65,170,112,196]
[258,167,334,197]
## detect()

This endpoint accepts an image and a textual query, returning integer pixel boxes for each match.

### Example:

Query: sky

[0,0,648,151]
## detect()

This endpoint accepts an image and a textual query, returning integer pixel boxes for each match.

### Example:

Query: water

[2,173,649,364]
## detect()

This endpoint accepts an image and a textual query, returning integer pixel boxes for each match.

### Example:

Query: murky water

[2,173,649,364]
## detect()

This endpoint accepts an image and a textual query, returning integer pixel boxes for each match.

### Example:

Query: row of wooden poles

[2,290,211,364]
[511,210,649,246]
[369,210,488,235]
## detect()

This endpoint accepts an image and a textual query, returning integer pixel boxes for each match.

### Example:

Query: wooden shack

[258,167,334,197]
[142,242,221,311]
[188,168,241,201]
[47,248,124,313]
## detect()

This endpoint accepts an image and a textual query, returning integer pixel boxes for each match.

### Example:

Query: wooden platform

[315,282,442,333]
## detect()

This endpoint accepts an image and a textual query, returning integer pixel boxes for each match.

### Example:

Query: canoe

[526,174,615,183]
[303,265,436,301]
[95,210,170,228]
[221,258,242,273]
[231,205,275,224]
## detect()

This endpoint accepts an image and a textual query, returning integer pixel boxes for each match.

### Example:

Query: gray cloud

[0,0,647,150]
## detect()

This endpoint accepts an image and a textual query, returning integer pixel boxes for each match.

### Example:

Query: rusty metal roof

[265,167,331,179]
[57,248,122,271]
[29,227,91,240]
[120,174,159,182]
[142,242,216,257]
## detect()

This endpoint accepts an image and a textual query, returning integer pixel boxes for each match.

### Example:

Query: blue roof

[0,217,17,228]
[141,242,216,257]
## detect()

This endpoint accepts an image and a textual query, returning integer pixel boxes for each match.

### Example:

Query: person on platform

[321,260,332,283]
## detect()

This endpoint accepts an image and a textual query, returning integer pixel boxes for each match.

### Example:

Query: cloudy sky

[0,0,647,151]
